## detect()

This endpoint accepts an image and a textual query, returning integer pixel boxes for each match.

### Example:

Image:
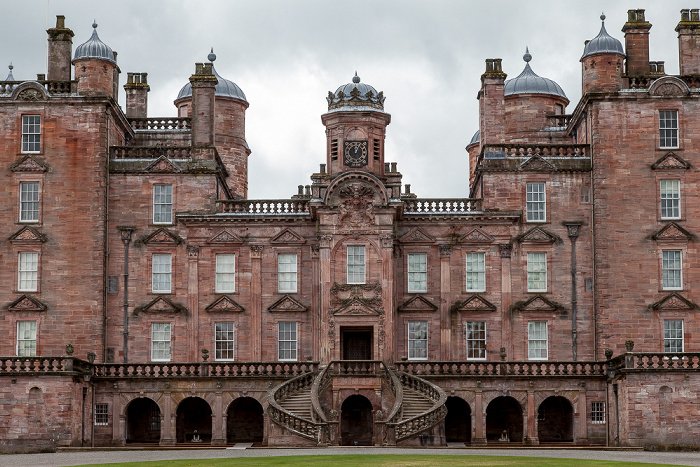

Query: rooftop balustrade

[482,143,588,159]
[0,80,74,95]
[218,199,310,214]
[110,146,194,160]
[128,117,191,130]
[403,198,482,214]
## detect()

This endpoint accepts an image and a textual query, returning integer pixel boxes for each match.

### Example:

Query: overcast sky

[1,1,692,199]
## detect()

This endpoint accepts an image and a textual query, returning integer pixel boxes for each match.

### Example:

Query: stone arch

[226,396,264,444]
[125,397,161,443]
[485,396,523,442]
[445,396,471,443]
[10,81,49,101]
[537,396,574,442]
[324,171,389,207]
[176,396,212,444]
[345,127,367,139]
[340,394,374,446]
[330,235,382,262]
[649,76,691,97]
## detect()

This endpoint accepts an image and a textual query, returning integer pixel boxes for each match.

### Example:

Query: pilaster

[187,245,200,362]
[250,245,263,360]
[439,244,452,360]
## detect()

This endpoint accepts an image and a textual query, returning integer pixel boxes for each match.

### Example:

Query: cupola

[504,48,567,100]
[582,14,625,59]
[581,14,625,94]
[72,22,118,97]
[73,22,115,64]
[326,72,386,112]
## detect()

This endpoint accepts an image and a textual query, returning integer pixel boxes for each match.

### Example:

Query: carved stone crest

[338,183,374,227]
[330,282,382,311]
[18,89,43,101]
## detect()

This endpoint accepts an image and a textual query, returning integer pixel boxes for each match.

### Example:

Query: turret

[478,59,506,147]
[676,9,700,75]
[46,15,74,82]
[622,9,652,77]
[321,73,391,177]
[72,22,116,97]
[581,14,625,94]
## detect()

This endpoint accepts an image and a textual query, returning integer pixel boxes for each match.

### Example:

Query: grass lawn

[74,454,681,467]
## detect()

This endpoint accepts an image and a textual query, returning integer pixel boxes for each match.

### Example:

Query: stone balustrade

[128,117,191,131]
[609,353,700,372]
[546,114,572,127]
[268,371,322,441]
[403,198,482,213]
[219,199,310,214]
[482,144,588,159]
[0,356,71,374]
[388,372,447,441]
[395,360,607,377]
[94,361,317,378]
[110,146,193,160]
[0,80,74,94]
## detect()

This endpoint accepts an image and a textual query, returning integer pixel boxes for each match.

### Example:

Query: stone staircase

[278,385,313,420]
[400,387,435,421]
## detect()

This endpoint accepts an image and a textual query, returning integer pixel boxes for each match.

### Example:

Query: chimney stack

[622,9,652,76]
[124,72,150,119]
[189,62,217,147]
[478,59,507,147]
[676,9,700,75]
[46,15,74,81]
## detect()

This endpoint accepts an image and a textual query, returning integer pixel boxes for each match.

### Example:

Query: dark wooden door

[342,331,372,360]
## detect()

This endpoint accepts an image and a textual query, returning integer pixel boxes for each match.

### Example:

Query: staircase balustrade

[268,370,324,442]
[385,371,447,441]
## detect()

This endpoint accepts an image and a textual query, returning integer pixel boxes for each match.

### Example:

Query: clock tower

[321,73,391,177]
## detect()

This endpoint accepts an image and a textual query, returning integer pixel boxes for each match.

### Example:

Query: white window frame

[528,321,548,361]
[407,321,428,360]
[663,319,684,353]
[526,182,546,222]
[21,115,41,153]
[278,322,298,361]
[19,181,40,223]
[527,252,547,292]
[18,252,39,292]
[466,321,486,360]
[278,253,298,293]
[659,110,678,149]
[661,250,682,290]
[17,321,37,357]
[153,184,173,224]
[591,401,605,424]
[214,322,235,361]
[407,253,427,293]
[215,254,236,293]
[95,403,109,426]
[151,322,171,361]
[659,179,680,220]
[152,253,172,293]
[466,252,486,292]
[347,245,366,284]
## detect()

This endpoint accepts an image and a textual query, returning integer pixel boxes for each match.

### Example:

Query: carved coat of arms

[337,183,374,227]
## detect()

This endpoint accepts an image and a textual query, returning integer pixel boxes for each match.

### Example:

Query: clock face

[343,140,368,168]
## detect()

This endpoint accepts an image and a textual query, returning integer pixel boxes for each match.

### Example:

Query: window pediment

[270,228,305,244]
[460,227,494,244]
[332,298,383,316]
[650,292,698,312]
[511,294,565,314]
[651,152,690,170]
[397,295,438,313]
[268,295,307,312]
[9,226,46,243]
[6,294,47,312]
[10,154,49,173]
[207,229,243,244]
[145,156,182,173]
[398,228,435,244]
[651,222,694,242]
[205,295,245,313]
[519,155,556,172]
[451,294,496,312]
[515,227,560,244]
[134,296,187,316]
[140,228,183,246]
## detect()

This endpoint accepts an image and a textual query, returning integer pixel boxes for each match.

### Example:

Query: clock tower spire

[321,73,391,177]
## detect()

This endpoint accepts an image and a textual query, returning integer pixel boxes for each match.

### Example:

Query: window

[659,110,678,149]
[408,321,428,360]
[278,322,297,361]
[153,184,173,224]
[662,250,682,290]
[21,115,41,153]
[17,321,37,357]
[466,252,486,292]
[19,182,40,222]
[526,182,546,222]
[150,405,161,431]
[278,253,297,293]
[151,323,171,361]
[528,321,548,360]
[347,246,365,284]
[152,254,172,293]
[466,321,486,360]
[527,252,547,292]
[407,253,427,292]
[660,180,680,219]
[591,401,605,424]
[215,322,235,361]
[215,254,235,293]
[664,320,684,353]
[18,252,38,292]
[95,403,109,426]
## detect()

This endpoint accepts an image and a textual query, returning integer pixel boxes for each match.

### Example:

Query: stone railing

[388,372,447,442]
[93,361,317,378]
[482,144,588,159]
[394,360,607,377]
[0,80,74,94]
[0,356,89,375]
[311,364,332,424]
[403,198,482,213]
[110,146,193,160]
[218,199,310,215]
[128,117,191,131]
[609,353,700,373]
[267,371,323,442]
[546,114,572,128]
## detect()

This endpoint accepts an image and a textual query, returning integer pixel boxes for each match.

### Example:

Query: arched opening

[227,397,264,445]
[340,395,373,446]
[538,396,574,442]
[486,396,523,442]
[176,397,212,444]
[126,398,161,443]
[445,396,471,443]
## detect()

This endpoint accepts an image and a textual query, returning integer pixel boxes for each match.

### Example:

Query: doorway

[341,327,373,360]
[340,395,374,445]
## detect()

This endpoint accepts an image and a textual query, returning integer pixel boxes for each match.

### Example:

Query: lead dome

[73,22,115,63]
[581,14,625,59]
[176,50,247,102]
[504,49,568,100]
[327,72,385,111]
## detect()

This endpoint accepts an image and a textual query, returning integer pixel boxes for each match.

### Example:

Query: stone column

[499,244,513,358]
[474,387,487,445]
[578,385,589,444]
[439,245,452,360]
[319,236,332,363]
[113,389,124,444]
[381,235,395,361]
[311,245,320,360]
[161,391,175,446]
[187,245,200,362]
[526,390,538,445]
[211,390,225,446]
[250,246,263,360]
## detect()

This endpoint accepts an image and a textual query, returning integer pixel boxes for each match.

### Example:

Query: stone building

[0,10,699,452]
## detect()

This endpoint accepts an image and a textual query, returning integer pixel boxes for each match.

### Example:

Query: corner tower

[321,73,391,177]
[72,22,117,97]
[581,14,625,94]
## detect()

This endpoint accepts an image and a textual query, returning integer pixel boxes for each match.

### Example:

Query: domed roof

[581,14,625,60]
[73,22,115,63]
[504,48,568,100]
[468,130,480,146]
[327,72,385,111]
[176,49,247,102]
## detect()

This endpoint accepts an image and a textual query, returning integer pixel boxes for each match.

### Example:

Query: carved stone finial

[201,348,210,361]
[523,47,532,63]
[625,340,634,352]
[604,348,613,360]
[500,347,507,361]
[87,352,96,363]
[65,343,75,356]
[208,47,216,62]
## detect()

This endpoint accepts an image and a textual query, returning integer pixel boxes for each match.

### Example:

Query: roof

[176,50,247,102]
[327,72,386,111]
[468,130,480,146]
[504,49,568,100]
[73,22,115,63]
[581,14,625,59]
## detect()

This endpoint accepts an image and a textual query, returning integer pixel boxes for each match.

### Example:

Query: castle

[0,9,699,451]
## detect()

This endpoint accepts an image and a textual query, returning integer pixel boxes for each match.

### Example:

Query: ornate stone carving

[379,234,393,249]
[145,156,182,173]
[18,89,43,101]
[207,229,243,244]
[651,152,690,170]
[134,296,187,316]
[499,243,512,258]
[330,282,383,313]
[650,292,698,311]
[9,226,46,243]
[565,223,581,238]
[141,228,183,245]
[250,245,264,258]
[10,154,48,173]
[398,295,438,312]
[399,228,436,244]
[511,294,565,314]
[652,222,694,242]
[517,227,559,244]
[205,295,245,313]
[337,183,374,228]
[310,244,320,257]
[187,245,200,258]
[319,235,333,249]
[7,294,47,312]
[268,295,308,312]
[460,228,494,243]
[452,295,497,312]
[519,155,555,172]
[271,228,305,244]
[439,245,452,257]
[655,83,683,96]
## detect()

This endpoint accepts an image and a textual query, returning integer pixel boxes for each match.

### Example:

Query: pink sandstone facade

[0,9,699,452]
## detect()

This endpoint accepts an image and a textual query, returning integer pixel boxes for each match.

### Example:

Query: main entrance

[341,327,373,360]
[340,395,374,445]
